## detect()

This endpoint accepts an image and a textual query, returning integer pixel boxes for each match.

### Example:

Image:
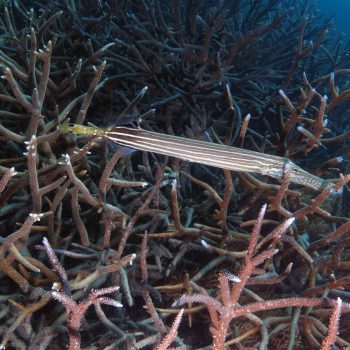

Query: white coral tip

[201,240,209,249]
[29,213,44,221]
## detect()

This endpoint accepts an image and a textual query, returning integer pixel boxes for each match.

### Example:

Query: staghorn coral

[0,0,350,349]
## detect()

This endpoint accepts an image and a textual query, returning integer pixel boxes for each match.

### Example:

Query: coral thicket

[1,1,350,349]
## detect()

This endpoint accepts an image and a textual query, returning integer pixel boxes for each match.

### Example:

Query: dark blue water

[317,0,349,37]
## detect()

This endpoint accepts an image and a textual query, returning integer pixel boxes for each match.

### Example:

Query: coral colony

[1,1,350,349]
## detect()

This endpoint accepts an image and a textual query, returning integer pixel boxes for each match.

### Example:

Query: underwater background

[318,0,349,36]
[1,1,350,349]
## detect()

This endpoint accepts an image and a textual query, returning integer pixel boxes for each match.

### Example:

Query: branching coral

[173,205,350,349]
[0,0,350,349]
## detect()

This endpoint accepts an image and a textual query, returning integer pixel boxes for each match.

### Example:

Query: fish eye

[290,166,304,175]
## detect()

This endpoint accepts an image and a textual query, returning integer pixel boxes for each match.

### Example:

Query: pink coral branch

[321,297,342,350]
[155,309,184,350]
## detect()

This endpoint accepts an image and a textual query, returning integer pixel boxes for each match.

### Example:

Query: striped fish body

[106,127,326,190]
[58,124,327,190]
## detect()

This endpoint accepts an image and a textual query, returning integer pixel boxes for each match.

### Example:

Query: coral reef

[1,0,350,349]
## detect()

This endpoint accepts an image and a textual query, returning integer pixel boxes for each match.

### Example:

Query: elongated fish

[58,124,328,191]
